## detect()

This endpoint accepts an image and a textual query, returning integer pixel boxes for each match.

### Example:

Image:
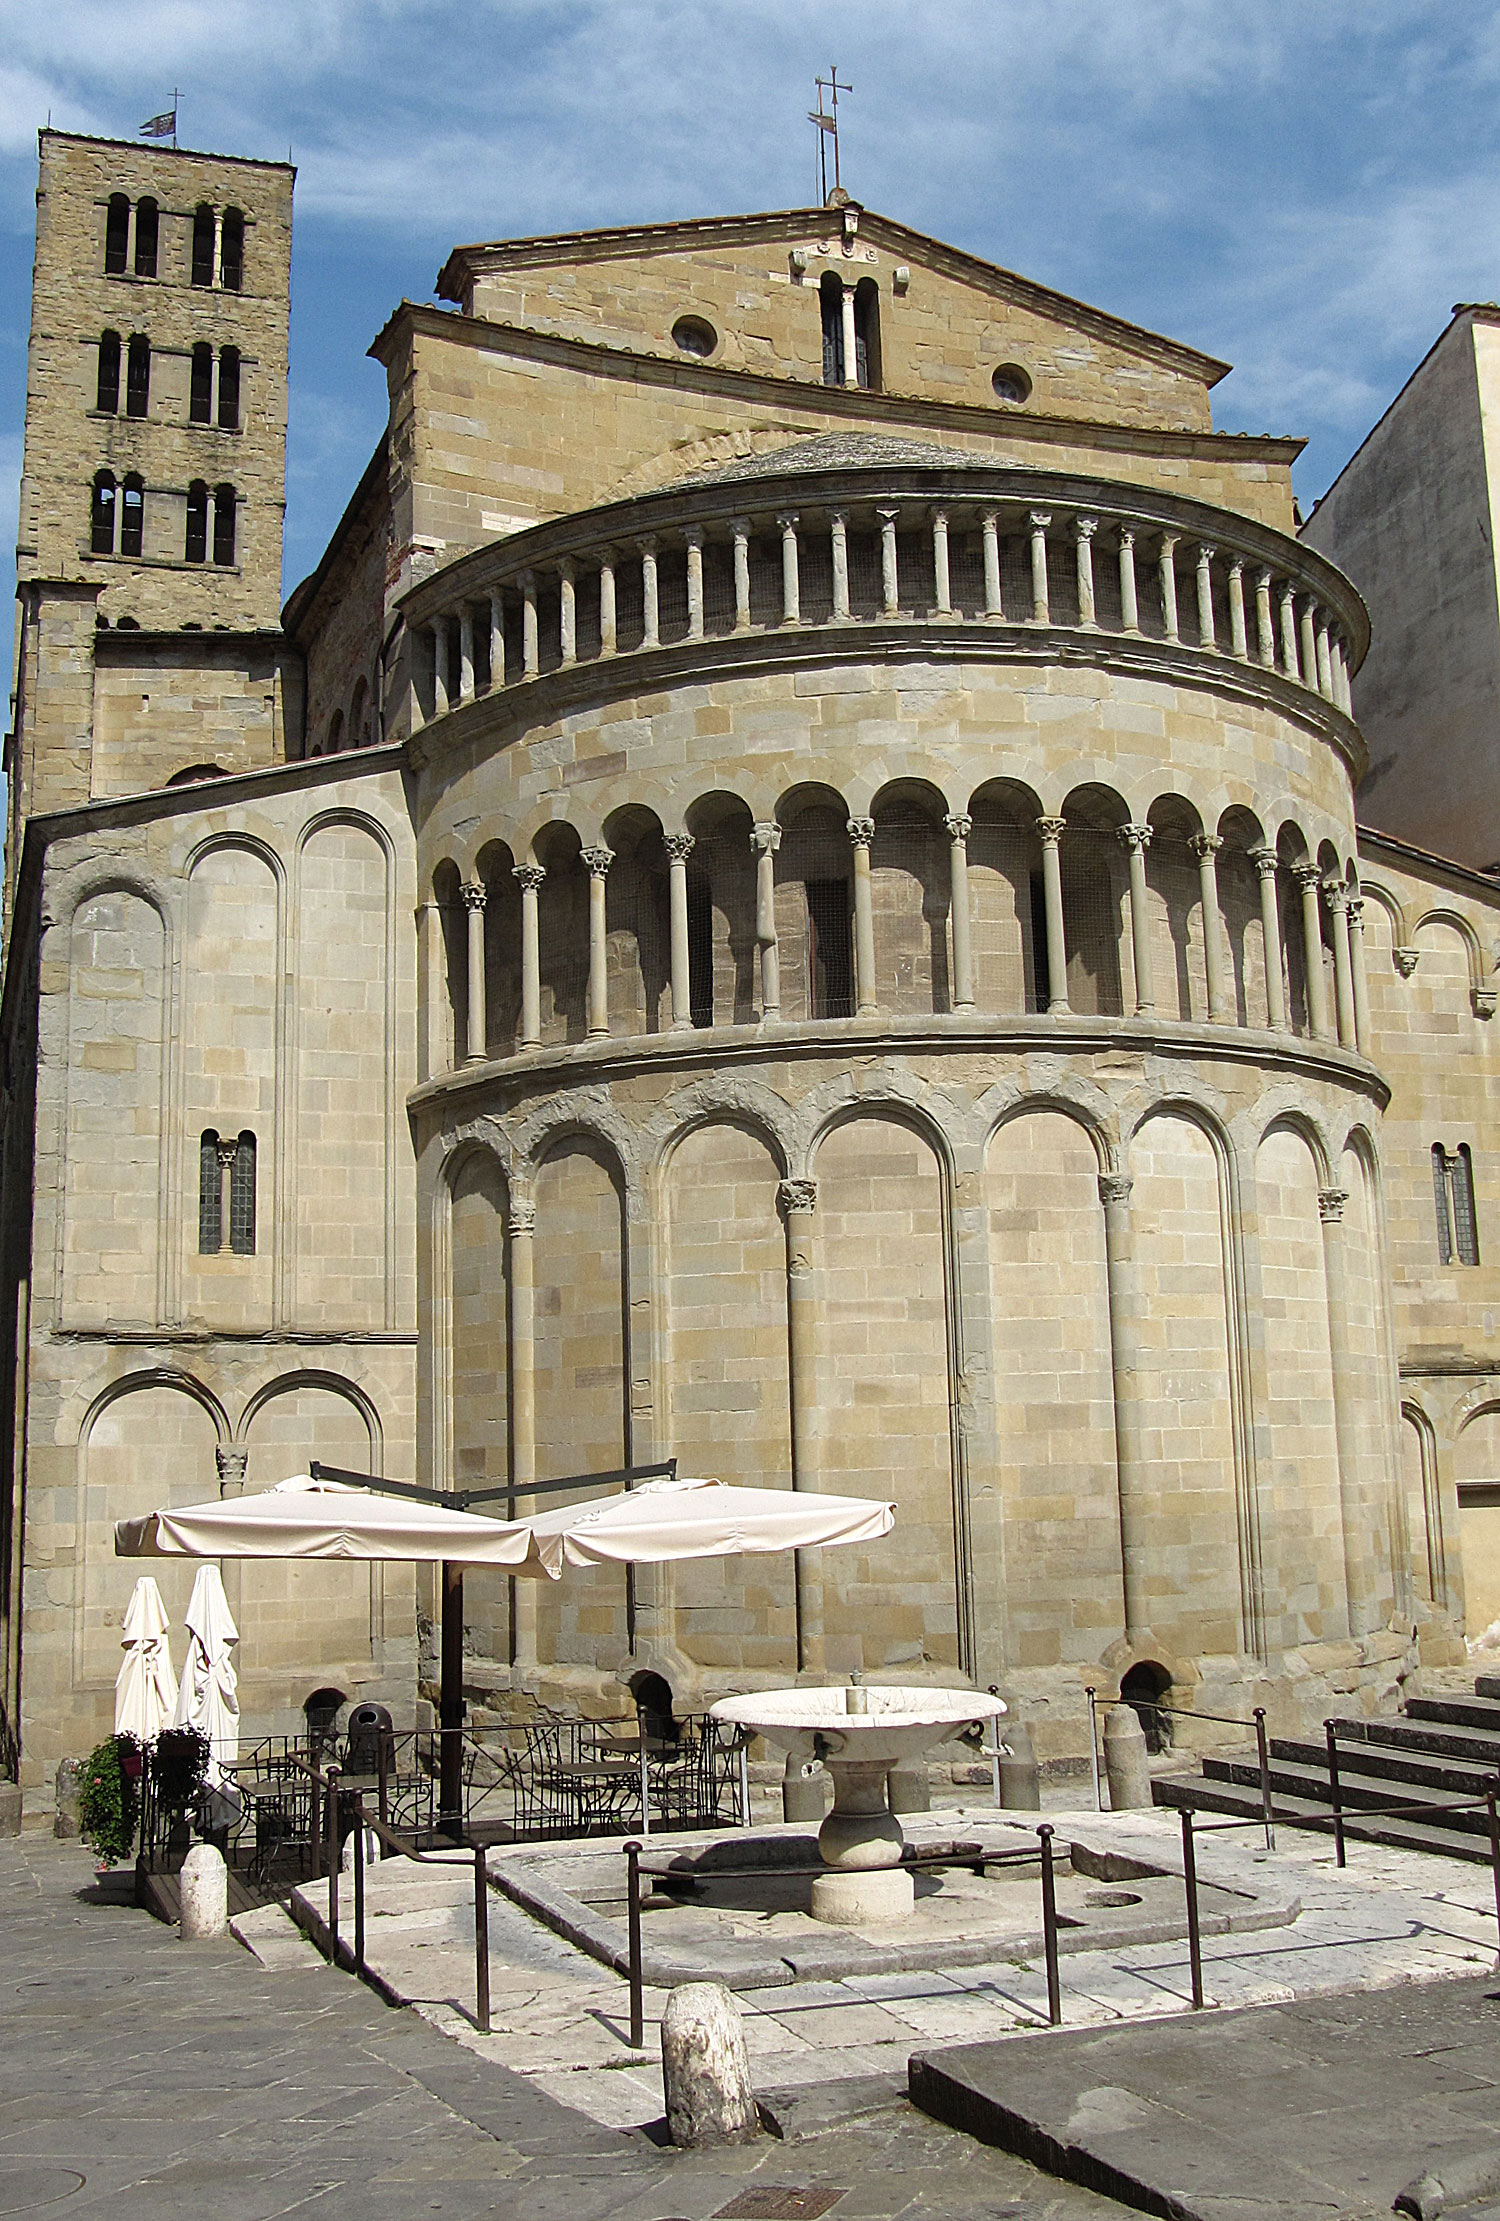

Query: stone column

[462,882,487,1063]
[1315,613,1334,700]
[684,526,704,641]
[1298,597,1318,691]
[598,547,618,657]
[1099,1173,1149,1648]
[1075,515,1098,629]
[751,822,781,1019]
[582,845,614,1038]
[1028,511,1051,624]
[508,1199,538,1674]
[1294,863,1333,1040]
[431,622,449,717]
[1101,528,1135,643]
[779,1176,825,1675]
[840,280,858,388]
[1334,636,1353,713]
[731,519,752,631]
[639,537,660,650]
[558,559,577,666]
[458,606,476,702]
[215,1137,237,1244]
[1036,817,1071,1014]
[830,510,850,619]
[1190,832,1230,1021]
[488,592,505,688]
[1347,896,1372,1054]
[1118,823,1156,1015]
[932,508,952,616]
[1158,534,1180,642]
[666,832,696,1030]
[777,513,800,624]
[1250,848,1289,1030]
[1318,1185,1376,1638]
[1323,876,1357,1047]
[518,572,539,677]
[513,864,545,1049]
[981,510,1004,617]
[1227,558,1248,659]
[1254,567,1276,667]
[1194,544,1217,649]
[877,508,900,616]
[1278,582,1299,677]
[946,813,975,1009]
[848,817,878,1016]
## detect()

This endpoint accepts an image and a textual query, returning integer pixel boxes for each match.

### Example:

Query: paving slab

[909,1974,1500,2219]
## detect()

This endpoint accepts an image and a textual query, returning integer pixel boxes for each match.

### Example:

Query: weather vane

[808,65,851,205]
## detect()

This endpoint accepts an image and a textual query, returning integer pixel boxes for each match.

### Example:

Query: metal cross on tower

[809,65,852,205]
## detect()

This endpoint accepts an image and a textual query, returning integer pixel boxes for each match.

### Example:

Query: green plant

[152,1726,209,1809]
[78,1734,142,1865]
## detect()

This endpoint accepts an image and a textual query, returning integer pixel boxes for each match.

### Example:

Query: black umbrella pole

[439,1562,465,1828]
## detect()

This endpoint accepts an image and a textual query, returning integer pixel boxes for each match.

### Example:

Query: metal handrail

[1085,1687,1278,1847]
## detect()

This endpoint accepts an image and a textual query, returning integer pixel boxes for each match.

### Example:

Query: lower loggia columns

[514,863,544,1048]
[666,832,695,1030]
[848,818,878,1015]
[583,845,614,1038]
[1118,824,1156,1015]
[461,882,487,1063]
[1191,832,1230,1021]
[1250,847,1289,1030]
[1295,863,1333,1040]
[1036,817,1071,1013]
[751,822,781,1019]
[780,1175,825,1677]
[946,812,975,1009]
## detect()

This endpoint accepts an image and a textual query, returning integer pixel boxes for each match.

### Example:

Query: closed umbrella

[171,1564,240,1786]
[113,1575,178,1742]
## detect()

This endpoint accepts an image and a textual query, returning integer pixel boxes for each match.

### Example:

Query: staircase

[1153,1674,1500,1863]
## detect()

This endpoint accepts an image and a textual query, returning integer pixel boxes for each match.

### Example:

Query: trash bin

[345,1702,394,1776]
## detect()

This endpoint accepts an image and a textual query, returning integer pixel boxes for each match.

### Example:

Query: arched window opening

[96,330,121,413]
[819,270,844,386]
[303,1687,346,1753]
[1120,1661,1173,1754]
[120,474,144,559]
[220,207,244,291]
[199,1129,256,1253]
[184,480,208,564]
[191,204,215,287]
[125,332,150,418]
[198,1131,223,1252]
[189,342,213,423]
[349,677,369,746]
[217,344,240,430]
[212,483,237,566]
[686,873,715,1026]
[807,878,855,1018]
[1029,870,1053,1010]
[630,1671,679,1745]
[853,276,881,391]
[104,194,130,275]
[326,710,345,755]
[229,1133,256,1254]
[133,196,158,279]
[90,471,117,555]
[1434,1142,1481,1266]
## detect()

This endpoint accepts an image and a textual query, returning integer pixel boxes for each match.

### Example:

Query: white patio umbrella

[503,1474,897,1576]
[171,1564,240,1786]
[115,1473,540,1568]
[113,1575,178,1742]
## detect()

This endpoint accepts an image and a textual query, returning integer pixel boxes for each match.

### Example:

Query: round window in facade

[991,363,1033,405]
[672,315,718,358]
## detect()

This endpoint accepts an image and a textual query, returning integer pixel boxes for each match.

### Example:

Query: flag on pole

[807,110,836,132]
[140,108,176,139]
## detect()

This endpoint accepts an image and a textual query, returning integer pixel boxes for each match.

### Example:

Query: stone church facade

[2,129,1497,1822]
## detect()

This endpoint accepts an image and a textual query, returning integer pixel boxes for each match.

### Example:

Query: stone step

[1473,1675,1500,1701]
[1405,1693,1500,1733]
[1152,1772,1495,1863]
[1332,1715,1500,1767]
[1268,1736,1500,1798]
[1204,1751,1494,1833]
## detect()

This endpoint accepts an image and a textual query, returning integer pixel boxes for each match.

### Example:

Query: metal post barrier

[988,1686,1003,1808]
[1254,1707,1276,1852]
[1488,1785,1500,1965]
[309,1754,323,1876]
[352,1789,366,1979]
[1037,1823,1062,2026]
[1085,1686,1102,1811]
[1324,1720,1346,1868]
[473,1843,491,2035]
[325,1762,342,1962]
[625,1839,644,2049]
[738,1736,751,1829]
[377,1733,390,1831]
[1181,1809,1205,2009]
[638,1740,651,1838]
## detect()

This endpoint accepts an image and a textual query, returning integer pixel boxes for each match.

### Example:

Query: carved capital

[1255,565,1273,589]
[1117,524,1136,550]
[1036,816,1067,848]
[775,511,800,534]
[556,553,576,582]
[1317,1186,1349,1225]
[215,1139,238,1172]
[664,832,695,866]
[1248,845,1280,882]
[1189,832,1223,861]
[1196,542,1216,565]
[1158,532,1179,555]
[1227,556,1244,579]
[509,1200,537,1236]
[1098,1173,1132,1208]
[750,821,782,857]
[1028,510,1052,532]
[635,534,658,558]
[846,816,876,849]
[1345,896,1364,929]
[929,506,948,527]
[681,524,704,550]
[729,515,752,541]
[777,1177,817,1219]
[944,812,973,843]
[581,845,615,879]
[1392,946,1420,978]
[1075,514,1098,541]
[1117,822,1153,855]
[460,881,487,912]
[513,862,546,893]
[216,1446,248,1492]
[1291,862,1323,892]
[1474,987,1497,1020]
[1321,875,1349,913]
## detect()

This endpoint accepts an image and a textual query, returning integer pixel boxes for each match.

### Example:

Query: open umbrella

[116,1473,540,1568]
[114,1575,178,1742]
[171,1564,240,1786]
[503,1474,896,1575]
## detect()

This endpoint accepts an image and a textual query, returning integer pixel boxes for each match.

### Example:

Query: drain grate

[714,2191,846,2220]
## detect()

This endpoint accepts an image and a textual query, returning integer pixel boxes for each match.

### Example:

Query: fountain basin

[711,1684,1006,1925]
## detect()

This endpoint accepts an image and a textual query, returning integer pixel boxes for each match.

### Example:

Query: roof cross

[809,65,852,206]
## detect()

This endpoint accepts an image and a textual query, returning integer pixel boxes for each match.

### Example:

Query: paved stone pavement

[0,1835,1126,2220]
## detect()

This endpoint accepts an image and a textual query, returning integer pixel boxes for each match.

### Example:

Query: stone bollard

[661,1981,760,2148]
[178,1842,228,1940]
[781,1752,826,1825]
[998,1719,1042,1810]
[341,1826,379,1872]
[1103,1703,1153,1810]
[888,1761,930,1815]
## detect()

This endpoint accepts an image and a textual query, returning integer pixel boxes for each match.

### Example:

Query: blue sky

[3,1,1500,619]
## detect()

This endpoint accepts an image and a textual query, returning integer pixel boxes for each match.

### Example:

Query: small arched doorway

[1120,1660,1172,1754]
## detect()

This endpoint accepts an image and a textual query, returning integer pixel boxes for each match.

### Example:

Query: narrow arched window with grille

[229,1133,256,1253]
[96,331,121,413]
[199,1131,223,1252]
[133,196,158,279]
[217,345,240,430]
[191,204,215,287]
[125,333,150,418]
[1434,1142,1481,1266]
[819,270,844,386]
[90,471,117,555]
[120,474,144,558]
[199,1129,256,1253]
[212,483,236,566]
[853,277,881,391]
[220,208,244,291]
[190,342,213,423]
[185,480,208,563]
[105,194,130,274]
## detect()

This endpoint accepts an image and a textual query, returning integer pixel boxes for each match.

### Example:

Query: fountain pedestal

[813,1759,912,1922]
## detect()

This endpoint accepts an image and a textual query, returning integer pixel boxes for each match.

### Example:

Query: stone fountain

[711,1682,1007,1924]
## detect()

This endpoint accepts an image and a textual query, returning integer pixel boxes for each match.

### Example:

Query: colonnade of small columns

[406,488,1360,728]
[439,803,1372,1071]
